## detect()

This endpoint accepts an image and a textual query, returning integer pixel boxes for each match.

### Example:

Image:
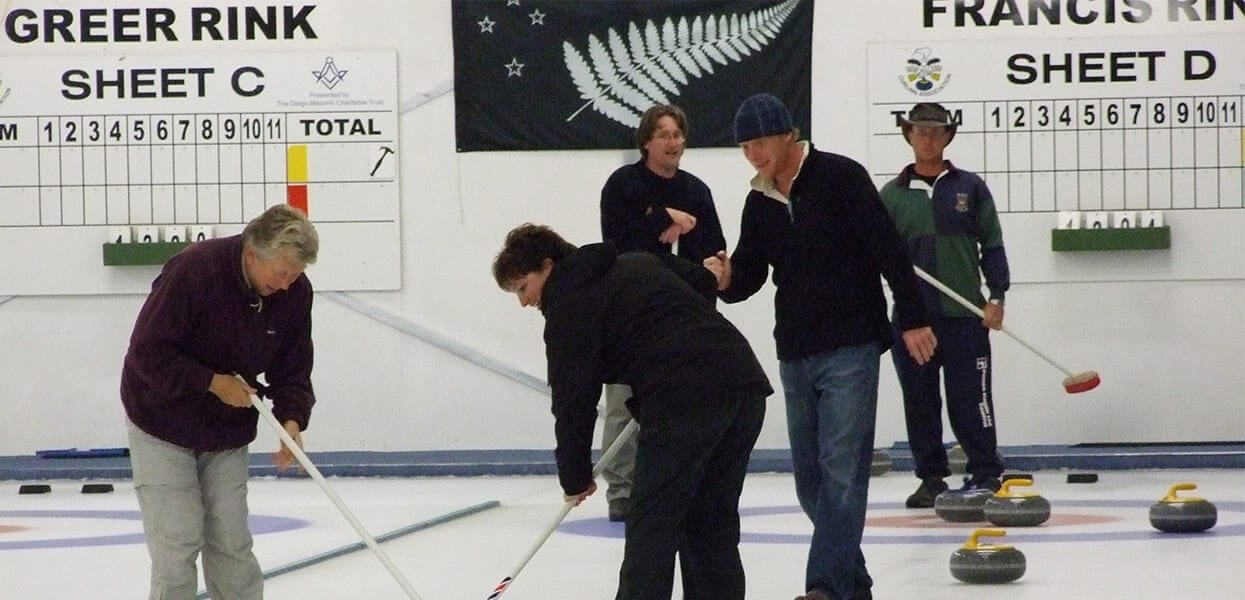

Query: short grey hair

[242,204,319,265]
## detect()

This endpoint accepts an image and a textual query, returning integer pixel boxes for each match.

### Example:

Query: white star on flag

[528,9,545,25]
[476,15,496,33]
[504,57,525,77]
[506,0,520,6]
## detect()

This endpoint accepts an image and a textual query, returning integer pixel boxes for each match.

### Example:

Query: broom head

[1062,371,1100,394]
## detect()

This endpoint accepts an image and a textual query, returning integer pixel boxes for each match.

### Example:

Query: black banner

[452,0,813,152]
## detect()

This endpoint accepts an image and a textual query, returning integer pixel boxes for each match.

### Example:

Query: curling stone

[1149,482,1217,533]
[948,444,967,475]
[935,486,994,522]
[870,449,892,477]
[984,478,1051,527]
[949,528,1026,584]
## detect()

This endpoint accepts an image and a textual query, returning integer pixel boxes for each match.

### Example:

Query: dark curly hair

[492,223,577,288]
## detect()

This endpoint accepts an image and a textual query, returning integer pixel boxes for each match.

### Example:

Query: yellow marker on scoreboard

[287,145,308,183]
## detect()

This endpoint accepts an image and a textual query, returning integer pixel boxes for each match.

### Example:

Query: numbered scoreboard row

[875,96,1242,132]
[0,181,397,228]
[1056,210,1164,229]
[110,224,214,244]
[0,141,397,187]
[0,111,395,146]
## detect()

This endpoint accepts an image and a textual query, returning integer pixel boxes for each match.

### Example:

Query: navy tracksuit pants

[891,317,1004,482]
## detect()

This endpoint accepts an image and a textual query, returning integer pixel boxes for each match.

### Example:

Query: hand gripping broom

[485,419,640,599]
[245,377,425,600]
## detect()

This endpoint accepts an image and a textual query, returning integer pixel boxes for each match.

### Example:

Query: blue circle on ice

[0,510,308,550]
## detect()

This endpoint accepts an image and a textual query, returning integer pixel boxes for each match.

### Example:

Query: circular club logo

[900,47,950,97]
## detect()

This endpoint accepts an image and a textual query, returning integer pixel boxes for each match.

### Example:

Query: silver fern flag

[452,0,812,152]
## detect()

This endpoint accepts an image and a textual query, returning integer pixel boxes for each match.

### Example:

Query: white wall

[1,0,1242,455]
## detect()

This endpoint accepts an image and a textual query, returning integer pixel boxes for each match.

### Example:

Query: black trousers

[892,317,1003,482]
[614,394,766,600]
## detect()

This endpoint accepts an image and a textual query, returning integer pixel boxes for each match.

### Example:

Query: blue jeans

[780,343,878,600]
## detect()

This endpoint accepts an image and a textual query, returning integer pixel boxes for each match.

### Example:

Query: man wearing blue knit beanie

[704,93,937,600]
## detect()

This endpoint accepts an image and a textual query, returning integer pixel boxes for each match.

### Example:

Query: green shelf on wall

[1050,226,1170,252]
[102,242,190,266]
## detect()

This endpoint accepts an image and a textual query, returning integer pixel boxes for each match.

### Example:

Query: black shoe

[906,478,949,508]
[608,497,630,522]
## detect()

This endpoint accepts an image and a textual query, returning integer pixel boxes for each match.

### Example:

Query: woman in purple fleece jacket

[120,204,318,600]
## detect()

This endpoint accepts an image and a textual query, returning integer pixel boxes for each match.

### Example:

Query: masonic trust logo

[311,57,348,90]
[899,47,950,97]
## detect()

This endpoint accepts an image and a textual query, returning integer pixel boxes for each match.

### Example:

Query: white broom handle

[250,392,425,600]
[910,266,1075,377]
[490,419,639,598]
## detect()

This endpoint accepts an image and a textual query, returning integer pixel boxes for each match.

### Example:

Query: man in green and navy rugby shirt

[880,103,1011,509]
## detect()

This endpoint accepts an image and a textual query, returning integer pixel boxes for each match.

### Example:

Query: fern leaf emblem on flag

[562,0,802,127]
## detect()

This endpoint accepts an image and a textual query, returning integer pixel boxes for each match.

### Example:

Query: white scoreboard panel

[867,35,1243,214]
[0,50,400,295]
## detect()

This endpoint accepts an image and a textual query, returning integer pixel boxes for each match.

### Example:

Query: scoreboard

[0,50,400,295]
[867,35,1243,214]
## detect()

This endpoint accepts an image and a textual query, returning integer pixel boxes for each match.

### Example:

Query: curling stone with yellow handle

[1150,483,1217,533]
[949,528,1026,584]
[934,485,993,523]
[984,478,1051,527]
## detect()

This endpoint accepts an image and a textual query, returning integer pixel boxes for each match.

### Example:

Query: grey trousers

[602,383,638,502]
[127,420,263,600]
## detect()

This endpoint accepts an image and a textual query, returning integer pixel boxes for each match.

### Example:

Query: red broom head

[1063,371,1101,394]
